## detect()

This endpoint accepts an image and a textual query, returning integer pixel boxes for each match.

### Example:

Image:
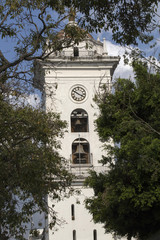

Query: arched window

[74,47,79,57]
[72,138,90,164]
[71,109,88,132]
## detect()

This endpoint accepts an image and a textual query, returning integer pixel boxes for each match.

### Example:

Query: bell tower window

[71,204,75,220]
[71,109,88,132]
[72,138,90,164]
[93,229,97,240]
[74,47,79,57]
[73,230,76,240]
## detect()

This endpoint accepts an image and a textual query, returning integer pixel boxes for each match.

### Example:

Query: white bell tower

[34,24,120,240]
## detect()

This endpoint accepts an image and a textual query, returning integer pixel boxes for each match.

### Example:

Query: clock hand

[72,90,84,97]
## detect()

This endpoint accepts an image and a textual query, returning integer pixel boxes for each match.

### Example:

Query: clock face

[71,86,86,102]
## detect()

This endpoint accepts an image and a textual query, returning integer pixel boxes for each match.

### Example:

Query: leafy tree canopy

[0,91,72,240]
[85,62,160,240]
[0,0,159,238]
[0,0,159,72]
[0,0,159,95]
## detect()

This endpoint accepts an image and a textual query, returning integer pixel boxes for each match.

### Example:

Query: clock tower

[34,22,120,240]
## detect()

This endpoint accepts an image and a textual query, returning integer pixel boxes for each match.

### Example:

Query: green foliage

[85,62,160,240]
[0,93,72,239]
[73,0,158,45]
[0,0,159,239]
[0,0,159,93]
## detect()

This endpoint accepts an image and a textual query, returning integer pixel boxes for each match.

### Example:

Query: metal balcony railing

[68,154,108,179]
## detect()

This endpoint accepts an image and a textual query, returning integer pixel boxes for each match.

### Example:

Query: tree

[0,0,159,238]
[0,0,159,94]
[0,91,73,240]
[85,62,160,240]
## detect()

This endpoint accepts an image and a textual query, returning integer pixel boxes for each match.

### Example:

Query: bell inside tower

[71,109,88,132]
[72,138,90,164]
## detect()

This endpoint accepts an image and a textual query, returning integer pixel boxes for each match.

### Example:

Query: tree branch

[129,96,160,136]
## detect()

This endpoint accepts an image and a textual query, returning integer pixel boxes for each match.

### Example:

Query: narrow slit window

[71,204,75,220]
[74,47,79,57]
[73,230,76,240]
[93,229,97,240]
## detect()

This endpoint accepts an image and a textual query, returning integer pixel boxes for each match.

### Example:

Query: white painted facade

[34,25,122,240]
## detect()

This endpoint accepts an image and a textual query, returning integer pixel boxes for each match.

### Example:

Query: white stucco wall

[37,36,122,240]
[48,187,114,240]
[44,65,111,168]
